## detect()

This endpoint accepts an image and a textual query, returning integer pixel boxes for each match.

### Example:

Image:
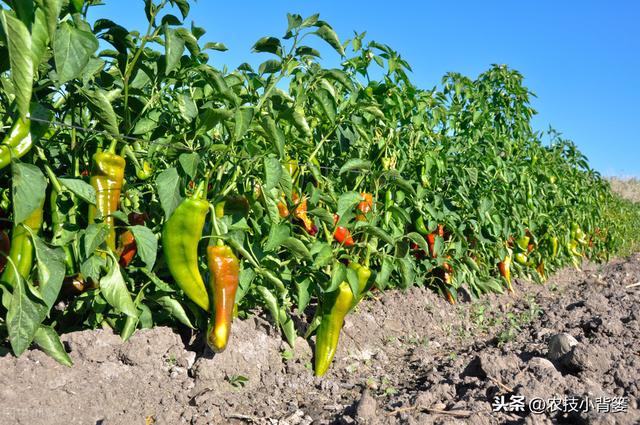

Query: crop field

[0,1,639,424]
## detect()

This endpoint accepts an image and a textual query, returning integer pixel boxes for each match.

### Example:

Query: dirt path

[1,254,639,425]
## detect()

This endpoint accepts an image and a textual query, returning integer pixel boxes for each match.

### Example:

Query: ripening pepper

[118,213,146,268]
[314,261,370,376]
[514,252,528,265]
[162,182,210,312]
[0,202,44,288]
[293,195,317,235]
[0,117,32,171]
[206,243,240,352]
[277,198,290,218]
[356,193,373,221]
[333,214,354,247]
[498,255,512,292]
[88,146,126,251]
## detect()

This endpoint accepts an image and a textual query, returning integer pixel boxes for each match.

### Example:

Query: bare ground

[1,254,639,425]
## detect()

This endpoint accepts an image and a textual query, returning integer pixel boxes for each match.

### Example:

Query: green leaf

[11,162,46,224]
[375,256,393,290]
[34,325,73,366]
[312,244,333,268]
[252,36,282,56]
[177,93,197,122]
[313,25,345,56]
[203,41,228,51]
[1,11,33,119]
[264,224,289,251]
[156,167,182,220]
[261,117,285,158]
[99,256,137,318]
[340,159,371,175]
[32,235,65,310]
[129,225,157,270]
[31,9,49,73]
[328,261,346,293]
[80,255,105,283]
[406,232,429,254]
[58,178,96,205]
[81,88,119,135]
[233,107,254,141]
[178,153,200,180]
[236,268,255,304]
[336,191,362,219]
[263,157,282,191]
[164,26,184,74]
[154,295,194,328]
[295,277,311,312]
[70,0,84,13]
[84,223,110,255]
[282,237,311,260]
[397,257,415,289]
[362,225,395,245]
[279,307,296,347]
[53,21,99,84]
[6,274,47,356]
[290,108,311,137]
[42,0,62,42]
[173,0,190,19]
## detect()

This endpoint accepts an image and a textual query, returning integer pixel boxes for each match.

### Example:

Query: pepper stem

[107,138,118,154]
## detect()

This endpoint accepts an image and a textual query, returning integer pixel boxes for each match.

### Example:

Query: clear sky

[88,1,640,177]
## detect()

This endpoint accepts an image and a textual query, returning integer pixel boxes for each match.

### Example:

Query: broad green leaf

[328,261,346,293]
[301,14,319,28]
[129,225,157,270]
[258,59,281,74]
[173,0,190,19]
[178,153,200,180]
[312,244,333,268]
[313,88,336,122]
[177,93,197,122]
[233,107,254,141]
[84,224,110,254]
[340,159,371,175]
[203,42,228,51]
[397,257,415,289]
[70,0,84,13]
[154,295,194,328]
[264,224,289,251]
[80,255,105,283]
[164,26,184,74]
[156,167,182,220]
[290,108,311,137]
[32,235,65,310]
[406,232,429,254]
[31,9,49,73]
[252,36,282,56]
[295,277,311,312]
[362,225,395,245]
[99,256,137,318]
[263,157,282,191]
[314,25,345,56]
[1,11,33,118]
[6,274,47,356]
[336,191,362,219]
[81,88,119,135]
[58,177,96,205]
[11,162,46,224]
[42,0,62,42]
[34,325,73,366]
[11,0,34,28]
[54,21,99,84]
[282,237,311,260]
[375,256,393,290]
[260,117,285,158]
[236,267,255,304]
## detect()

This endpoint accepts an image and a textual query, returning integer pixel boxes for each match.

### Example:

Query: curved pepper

[206,244,240,352]
[550,236,559,257]
[162,183,210,311]
[314,261,370,376]
[88,147,126,251]
[0,203,44,287]
[415,216,429,235]
[0,117,32,171]
[498,255,512,292]
[293,194,317,236]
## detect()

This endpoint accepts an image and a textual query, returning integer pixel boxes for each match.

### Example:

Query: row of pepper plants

[1,0,639,375]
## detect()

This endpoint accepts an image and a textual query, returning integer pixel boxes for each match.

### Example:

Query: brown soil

[1,254,639,425]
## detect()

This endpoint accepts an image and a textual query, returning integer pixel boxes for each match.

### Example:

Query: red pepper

[117,212,148,267]
[332,214,354,246]
[356,192,373,221]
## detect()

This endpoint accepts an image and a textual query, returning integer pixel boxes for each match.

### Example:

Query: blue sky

[88,1,640,177]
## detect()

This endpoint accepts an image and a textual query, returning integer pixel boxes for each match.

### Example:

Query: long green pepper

[162,182,210,312]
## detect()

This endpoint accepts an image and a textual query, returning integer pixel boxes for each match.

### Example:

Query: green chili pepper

[415,215,429,235]
[162,182,210,312]
[514,252,528,266]
[88,145,126,251]
[0,203,44,287]
[348,262,372,301]
[516,235,530,251]
[0,117,32,171]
